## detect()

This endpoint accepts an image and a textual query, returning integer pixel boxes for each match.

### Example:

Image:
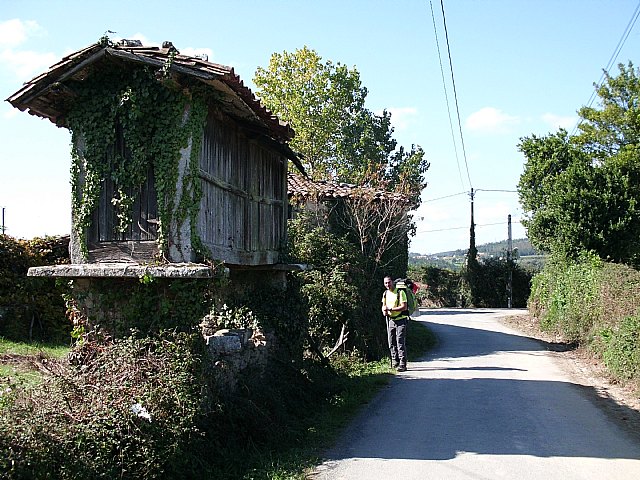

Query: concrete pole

[507,214,513,309]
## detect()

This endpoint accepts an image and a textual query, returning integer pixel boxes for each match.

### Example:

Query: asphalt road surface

[310,309,640,480]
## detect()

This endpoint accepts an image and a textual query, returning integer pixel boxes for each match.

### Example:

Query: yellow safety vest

[382,288,408,319]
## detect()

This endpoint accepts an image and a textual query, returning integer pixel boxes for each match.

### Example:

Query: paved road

[311,309,640,480]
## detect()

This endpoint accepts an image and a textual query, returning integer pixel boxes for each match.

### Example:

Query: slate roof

[6,38,296,148]
[287,173,409,203]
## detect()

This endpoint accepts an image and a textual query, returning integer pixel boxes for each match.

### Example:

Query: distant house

[7,39,304,273]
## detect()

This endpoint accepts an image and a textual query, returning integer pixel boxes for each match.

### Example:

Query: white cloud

[465,107,520,133]
[541,112,577,130]
[0,19,43,48]
[0,48,57,79]
[0,19,55,78]
[386,106,418,130]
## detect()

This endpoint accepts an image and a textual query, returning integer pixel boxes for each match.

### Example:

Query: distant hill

[410,238,540,258]
[409,238,546,271]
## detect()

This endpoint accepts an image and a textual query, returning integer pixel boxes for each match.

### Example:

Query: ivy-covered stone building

[8,38,304,275]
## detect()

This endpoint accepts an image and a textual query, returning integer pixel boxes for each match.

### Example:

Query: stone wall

[203,326,275,393]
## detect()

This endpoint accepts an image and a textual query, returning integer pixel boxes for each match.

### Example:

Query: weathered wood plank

[87,241,158,263]
[194,106,288,259]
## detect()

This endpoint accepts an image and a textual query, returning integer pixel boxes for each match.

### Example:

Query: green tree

[576,62,640,159]
[254,46,367,179]
[253,46,429,204]
[255,47,429,358]
[518,62,640,267]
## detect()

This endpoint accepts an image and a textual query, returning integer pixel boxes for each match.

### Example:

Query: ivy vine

[67,60,208,259]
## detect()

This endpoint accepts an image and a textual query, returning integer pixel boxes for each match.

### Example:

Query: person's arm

[382,292,389,315]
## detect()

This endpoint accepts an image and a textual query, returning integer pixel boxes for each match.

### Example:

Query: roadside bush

[529,251,640,383]
[410,259,532,308]
[286,214,388,359]
[599,315,640,380]
[410,265,460,307]
[0,235,70,343]
[469,258,532,308]
[528,251,602,341]
[0,331,212,480]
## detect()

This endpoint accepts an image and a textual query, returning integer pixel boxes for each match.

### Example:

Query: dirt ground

[501,313,640,443]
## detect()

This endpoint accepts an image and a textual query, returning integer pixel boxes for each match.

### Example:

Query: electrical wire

[418,219,521,234]
[572,0,640,135]
[430,1,466,192]
[423,191,468,203]
[439,0,473,190]
[474,188,518,194]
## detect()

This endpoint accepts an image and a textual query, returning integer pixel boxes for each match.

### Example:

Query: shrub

[410,265,460,307]
[0,331,212,480]
[410,260,532,308]
[528,251,602,340]
[599,315,640,380]
[0,235,70,343]
[286,214,388,359]
[469,257,532,308]
[529,251,640,383]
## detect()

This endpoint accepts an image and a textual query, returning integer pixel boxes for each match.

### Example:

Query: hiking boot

[396,365,407,372]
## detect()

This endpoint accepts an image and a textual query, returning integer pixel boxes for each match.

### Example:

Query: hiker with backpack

[382,276,410,372]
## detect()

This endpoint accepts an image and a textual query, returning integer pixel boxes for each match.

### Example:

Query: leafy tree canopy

[518,62,640,267]
[253,46,429,206]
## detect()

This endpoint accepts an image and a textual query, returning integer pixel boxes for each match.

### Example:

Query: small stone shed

[287,172,410,221]
[287,172,413,266]
[7,39,305,281]
[288,173,408,205]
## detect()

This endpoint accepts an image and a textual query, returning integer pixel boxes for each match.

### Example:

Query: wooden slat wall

[89,167,158,244]
[88,123,159,246]
[198,110,286,264]
[84,109,287,266]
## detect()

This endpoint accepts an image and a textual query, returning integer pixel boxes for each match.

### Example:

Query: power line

[423,191,468,203]
[430,1,466,192]
[572,0,640,135]
[424,188,517,203]
[474,188,518,194]
[418,219,521,234]
[439,0,473,190]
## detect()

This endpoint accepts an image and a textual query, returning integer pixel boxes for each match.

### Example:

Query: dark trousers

[386,316,407,367]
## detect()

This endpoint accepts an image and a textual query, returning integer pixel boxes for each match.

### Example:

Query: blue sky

[1,0,639,254]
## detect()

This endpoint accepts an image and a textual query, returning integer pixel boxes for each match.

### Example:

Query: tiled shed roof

[6,39,295,143]
[287,173,409,203]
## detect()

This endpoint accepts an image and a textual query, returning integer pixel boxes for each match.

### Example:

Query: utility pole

[507,214,513,309]
[1,207,5,235]
[463,189,479,307]
[468,188,477,263]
